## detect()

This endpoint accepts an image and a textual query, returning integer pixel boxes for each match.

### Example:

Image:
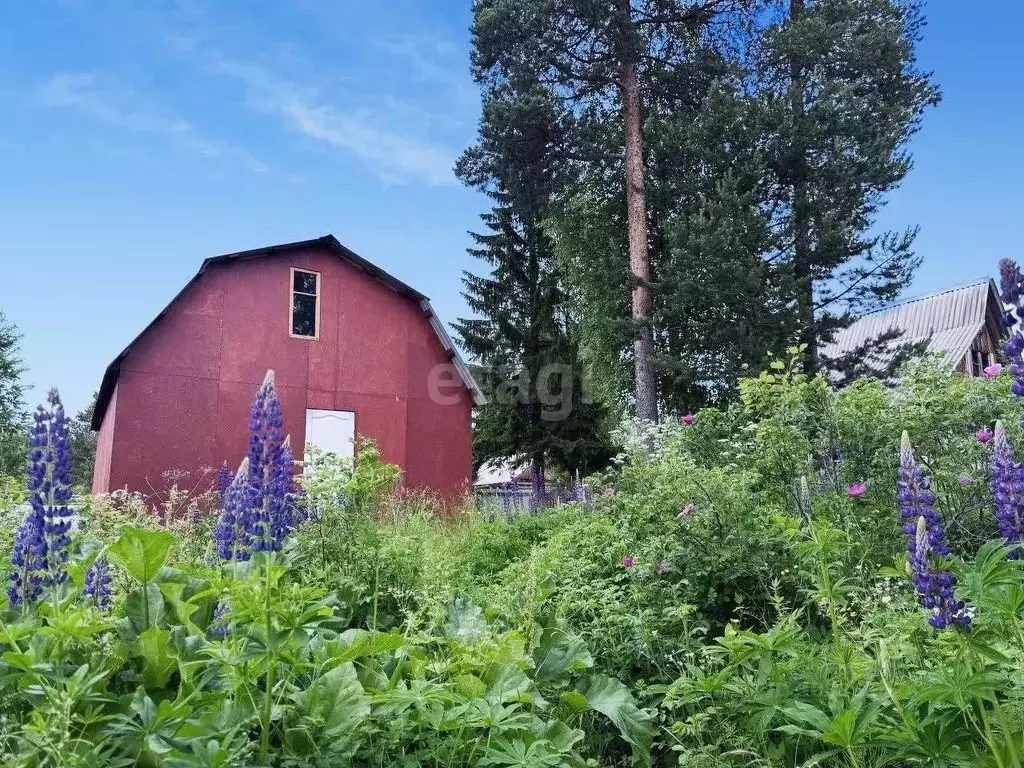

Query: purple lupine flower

[83,556,112,610]
[7,508,46,607]
[241,371,296,552]
[999,259,1024,399]
[213,458,251,561]
[571,471,586,504]
[39,391,74,584]
[10,390,76,605]
[266,435,295,550]
[991,422,1024,557]
[209,599,230,637]
[977,427,994,444]
[899,432,971,630]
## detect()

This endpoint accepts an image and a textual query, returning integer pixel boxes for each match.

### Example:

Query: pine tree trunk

[617,0,657,422]
[789,0,818,373]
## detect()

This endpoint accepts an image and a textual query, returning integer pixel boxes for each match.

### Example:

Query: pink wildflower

[604,488,616,497]
[681,413,696,425]
[983,363,1003,379]
[846,482,867,498]
[977,427,994,444]
[958,475,973,486]
[622,555,636,568]
[676,504,694,520]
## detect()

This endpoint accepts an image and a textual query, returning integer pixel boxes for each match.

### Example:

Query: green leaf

[124,583,165,636]
[532,624,593,682]
[335,629,407,661]
[107,527,176,584]
[581,675,653,767]
[293,662,369,751]
[135,627,177,689]
[445,597,487,642]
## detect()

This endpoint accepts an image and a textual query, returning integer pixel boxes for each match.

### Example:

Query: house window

[290,268,320,339]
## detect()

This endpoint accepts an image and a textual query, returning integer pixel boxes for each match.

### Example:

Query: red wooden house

[91,235,483,503]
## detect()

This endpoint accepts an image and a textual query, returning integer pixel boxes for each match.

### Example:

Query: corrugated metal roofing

[820,278,1000,370]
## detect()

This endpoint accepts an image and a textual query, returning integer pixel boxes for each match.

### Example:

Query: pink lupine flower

[977,427,994,444]
[656,560,670,575]
[958,475,973,486]
[676,504,694,520]
[983,363,1003,379]
[681,413,696,425]
[846,482,867,498]
[622,555,636,568]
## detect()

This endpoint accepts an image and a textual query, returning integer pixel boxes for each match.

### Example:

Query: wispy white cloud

[203,56,458,187]
[37,71,272,175]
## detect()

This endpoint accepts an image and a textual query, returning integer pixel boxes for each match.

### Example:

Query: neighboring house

[821,278,1006,376]
[474,459,532,503]
[91,235,484,503]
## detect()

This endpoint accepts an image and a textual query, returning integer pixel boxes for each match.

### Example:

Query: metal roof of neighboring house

[474,459,532,488]
[92,235,484,430]
[820,278,1002,370]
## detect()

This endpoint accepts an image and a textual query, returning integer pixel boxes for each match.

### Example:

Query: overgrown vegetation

[4,353,1024,766]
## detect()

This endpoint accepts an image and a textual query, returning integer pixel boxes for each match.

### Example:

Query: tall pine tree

[470,0,750,421]
[456,83,610,478]
[756,0,939,373]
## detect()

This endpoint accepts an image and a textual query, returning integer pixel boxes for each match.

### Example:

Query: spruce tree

[70,392,98,489]
[455,83,610,479]
[0,311,27,478]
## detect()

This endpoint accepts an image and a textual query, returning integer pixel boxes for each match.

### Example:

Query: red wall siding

[92,383,118,493]
[92,245,473,503]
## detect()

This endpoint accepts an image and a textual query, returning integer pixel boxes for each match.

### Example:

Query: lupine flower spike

[898,432,970,629]
[213,458,251,561]
[991,421,1024,558]
[999,258,1024,402]
[8,390,75,607]
[83,556,112,610]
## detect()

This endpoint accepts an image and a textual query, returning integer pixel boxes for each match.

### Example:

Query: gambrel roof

[820,278,1003,370]
[92,235,484,429]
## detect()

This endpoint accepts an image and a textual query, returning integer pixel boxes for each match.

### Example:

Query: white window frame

[289,267,321,340]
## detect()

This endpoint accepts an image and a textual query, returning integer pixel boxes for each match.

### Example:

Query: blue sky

[0,0,1020,414]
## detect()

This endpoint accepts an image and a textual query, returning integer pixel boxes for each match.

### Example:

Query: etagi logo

[428,363,593,422]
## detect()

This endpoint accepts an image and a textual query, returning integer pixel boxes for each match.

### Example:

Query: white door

[304,409,356,461]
